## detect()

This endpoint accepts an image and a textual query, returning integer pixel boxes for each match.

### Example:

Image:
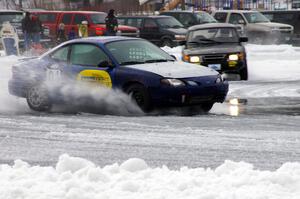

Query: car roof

[118,15,171,18]
[161,10,207,14]
[260,10,300,13]
[66,36,141,44]
[188,23,237,31]
[214,10,259,13]
[30,10,106,14]
[0,10,23,13]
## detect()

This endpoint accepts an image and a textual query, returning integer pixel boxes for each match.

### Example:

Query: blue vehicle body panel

[9,36,229,109]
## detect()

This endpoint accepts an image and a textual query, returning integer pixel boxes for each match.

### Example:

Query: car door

[141,18,160,43]
[45,45,70,83]
[67,43,114,88]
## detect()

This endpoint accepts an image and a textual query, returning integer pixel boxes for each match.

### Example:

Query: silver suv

[212,10,293,44]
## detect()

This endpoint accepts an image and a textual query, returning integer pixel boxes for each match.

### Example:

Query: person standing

[105,9,118,36]
[21,12,32,50]
[56,23,66,44]
[0,21,19,56]
[31,15,43,45]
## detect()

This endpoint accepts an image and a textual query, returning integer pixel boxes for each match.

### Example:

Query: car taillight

[95,27,105,36]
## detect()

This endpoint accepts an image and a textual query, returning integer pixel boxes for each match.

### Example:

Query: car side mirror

[239,37,248,42]
[98,60,114,68]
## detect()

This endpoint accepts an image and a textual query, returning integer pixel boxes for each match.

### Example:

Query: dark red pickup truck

[30,10,139,40]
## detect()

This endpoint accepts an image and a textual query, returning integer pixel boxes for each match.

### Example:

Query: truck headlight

[228,54,239,61]
[161,78,185,87]
[190,56,201,63]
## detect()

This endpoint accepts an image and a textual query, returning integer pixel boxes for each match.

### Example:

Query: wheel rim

[28,87,45,108]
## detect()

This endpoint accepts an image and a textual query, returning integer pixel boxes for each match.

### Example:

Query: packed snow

[0,45,300,198]
[0,154,299,199]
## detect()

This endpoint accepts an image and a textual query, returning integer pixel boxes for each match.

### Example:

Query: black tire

[201,102,214,113]
[126,84,152,112]
[161,38,173,47]
[26,85,52,112]
[240,67,248,81]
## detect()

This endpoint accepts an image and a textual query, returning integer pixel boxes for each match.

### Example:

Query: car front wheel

[126,84,152,112]
[26,85,52,112]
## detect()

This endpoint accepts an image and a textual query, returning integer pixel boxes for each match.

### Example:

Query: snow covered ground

[0,45,300,198]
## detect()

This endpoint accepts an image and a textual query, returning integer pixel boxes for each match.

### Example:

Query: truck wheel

[201,102,214,113]
[26,85,52,112]
[126,84,152,112]
[161,39,173,47]
[240,67,248,80]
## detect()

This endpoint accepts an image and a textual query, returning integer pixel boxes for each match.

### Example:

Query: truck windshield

[244,12,270,23]
[196,12,217,23]
[157,17,184,28]
[188,27,239,44]
[90,14,106,24]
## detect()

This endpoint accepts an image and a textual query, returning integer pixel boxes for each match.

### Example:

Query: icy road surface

[0,45,299,171]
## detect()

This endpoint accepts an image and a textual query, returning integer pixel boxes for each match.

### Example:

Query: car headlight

[228,54,239,61]
[215,75,224,83]
[175,35,186,40]
[161,78,185,87]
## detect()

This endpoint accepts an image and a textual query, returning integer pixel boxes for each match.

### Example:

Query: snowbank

[0,154,299,199]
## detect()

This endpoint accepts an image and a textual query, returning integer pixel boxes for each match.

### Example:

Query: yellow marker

[76,70,112,88]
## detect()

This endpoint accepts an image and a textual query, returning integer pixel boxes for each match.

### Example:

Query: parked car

[118,15,187,47]
[261,10,300,45]
[0,10,51,49]
[182,23,248,80]
[159,10,217,28]
[30,11,139,40]
[8,37,228,113]
[212,10,293,44]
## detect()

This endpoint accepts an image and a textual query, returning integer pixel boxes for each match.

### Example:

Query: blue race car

[8,37,228,113]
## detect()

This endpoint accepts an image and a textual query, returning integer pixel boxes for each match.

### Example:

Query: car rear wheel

[26,85,52,112]
[126,84,152,112]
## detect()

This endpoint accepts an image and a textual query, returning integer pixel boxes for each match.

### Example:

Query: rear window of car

[36,13,57,23]
[214,12,227,23]
[0,12,23,24]
[90,14,106,24]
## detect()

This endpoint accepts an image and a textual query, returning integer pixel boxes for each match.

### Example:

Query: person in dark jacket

[21,12,32,50]
[31,15,43,45]
[105,9,118,36]
[56,23,66,44]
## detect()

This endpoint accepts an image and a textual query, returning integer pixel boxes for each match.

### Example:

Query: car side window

[144,19,158,28]
[214,12,227,23]
[127,18,142,28]
[179,13,195,26]
[62,14,73,25]
[74,14,88,25]
[70,44,109,66]
[118,18,126,25]
[229,13,245,24]
[50,46,69,62]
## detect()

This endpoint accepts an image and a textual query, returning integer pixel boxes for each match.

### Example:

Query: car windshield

[157,17,184,28]
[106,40,175,65]
[187,27,239,45]
[244,12,270,23]
[90,13,106,24]
[0,13,23,24]
[196,12,217,23]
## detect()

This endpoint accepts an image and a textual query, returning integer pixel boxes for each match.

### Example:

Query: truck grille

[279,27,293,34]
[202,54,226,63]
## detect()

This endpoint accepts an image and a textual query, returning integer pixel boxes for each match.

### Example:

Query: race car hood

[184,43,244,55]
[124,61,218,78]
